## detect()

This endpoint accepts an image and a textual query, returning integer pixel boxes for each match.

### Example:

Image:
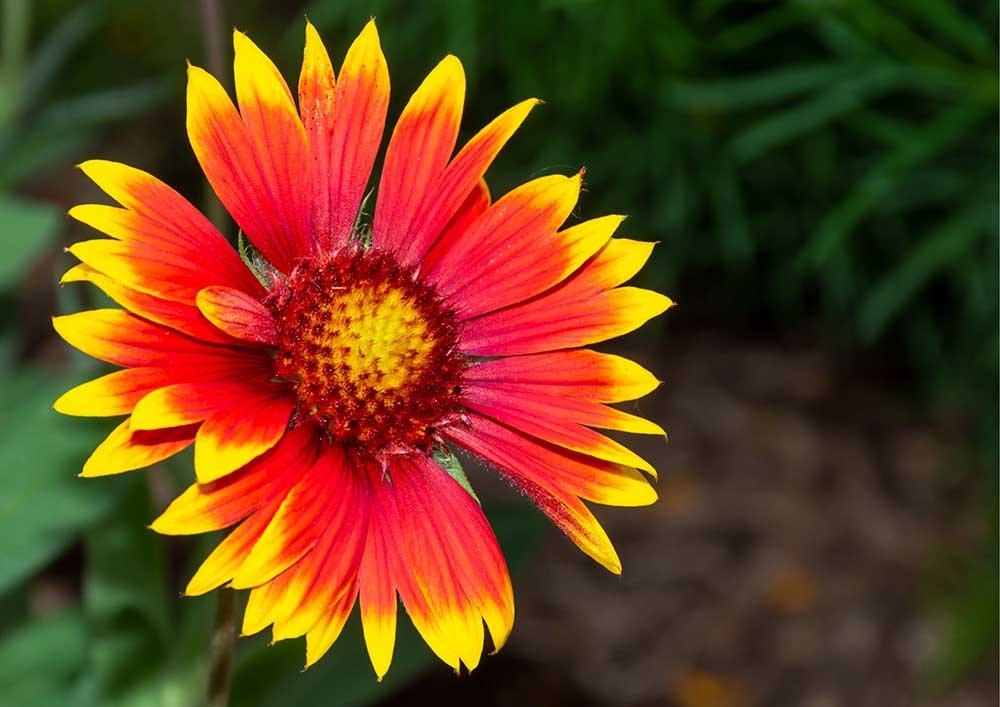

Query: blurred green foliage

[0,0,996,705]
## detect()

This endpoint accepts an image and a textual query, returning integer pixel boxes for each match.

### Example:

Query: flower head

[54,20,672,677]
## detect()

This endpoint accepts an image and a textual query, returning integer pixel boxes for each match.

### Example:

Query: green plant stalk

[207,589,238,707]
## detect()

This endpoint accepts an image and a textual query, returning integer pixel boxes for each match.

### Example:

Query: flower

[53,20,672,677]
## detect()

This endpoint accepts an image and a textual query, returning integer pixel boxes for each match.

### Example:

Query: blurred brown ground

[381,332,997,707]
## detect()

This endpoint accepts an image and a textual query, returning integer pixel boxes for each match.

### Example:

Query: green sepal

[431,445,480,505]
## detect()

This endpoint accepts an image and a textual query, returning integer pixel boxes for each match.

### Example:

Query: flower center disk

[271,248,464,451]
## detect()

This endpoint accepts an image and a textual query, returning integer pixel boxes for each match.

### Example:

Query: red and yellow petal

[321,19,389,249]
[357,498,398,680]
[243,447,369,642]
[229,451,332,588]
[449,414,656,573]
[193,392,295,483]
[184,500,283,596]
[374,55,465,252]
[53,367,169,417]
[454,214,625,320]
[423,172,583,313]
[71,161,262,298]
[187,45,309,274]
[463,349,661,403]
[353,456,514,676]
[232,30,313,264]
[81,418,198,478]
[399,98,540,267]
[463,384,657,475]
[62,264,235,345]
[196,286,278,345]
[465,382,665,436]
[151,426,316,535]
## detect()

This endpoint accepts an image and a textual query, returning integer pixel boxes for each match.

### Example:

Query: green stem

[207,588,238,707]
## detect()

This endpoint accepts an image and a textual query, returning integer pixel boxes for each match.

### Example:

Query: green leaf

[0,194,60,288]
[432,444,479,504]
[0,369,116,593]
[81,477,170,705]
[0,610,87,707]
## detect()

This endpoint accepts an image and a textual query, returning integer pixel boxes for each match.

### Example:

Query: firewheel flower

[53,20,672,677]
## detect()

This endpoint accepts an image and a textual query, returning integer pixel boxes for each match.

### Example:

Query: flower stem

[207,588,238,707]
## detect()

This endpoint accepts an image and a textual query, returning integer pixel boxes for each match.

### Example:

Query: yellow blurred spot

[675,668,746,707]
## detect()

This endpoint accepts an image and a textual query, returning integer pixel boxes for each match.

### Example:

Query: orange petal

[454,214,624,320]
[184,499,281,596]
[381,456,514,673]
[426,172,584,315]
[304,581,358,668]
[463,381,665,436]
[358,486,398,680]
[131,379,275,430]
[463,285,672,356]
[374,55,464,252]
[187,57,306,273]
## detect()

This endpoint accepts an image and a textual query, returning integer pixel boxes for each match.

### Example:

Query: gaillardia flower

[54,20,671,677]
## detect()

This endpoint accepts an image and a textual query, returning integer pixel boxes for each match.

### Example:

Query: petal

[463,381,664,436]
[298,20,337,241]
[463,384,658,475]
[431,179,490,262]
[384,456,514,672]
[131,379,277,431]
[53,367,169,417]
[232,30,313,264]
[451,413,656,506]
[184,499,281,596]
[229,449,331,588]
[464,349,661,403]
[196,286,278,345]
[52,309,216,368]
[424,173,583,315]
[397,98,540,267]
[358,488,398,680]
[247,447,369,642]
[453,214,624,320]
[374,55,464,252]
[81,418,197,477]
[187,56,307,273]
[304,581,358,668]
[72,161,262,297]
[66,233,253,306]
[448,416,635,573]
[194,393,295,483]
[62,263,235,345]
[462,285,672,355]
[321,20,389,249]
[151,426,316,535]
